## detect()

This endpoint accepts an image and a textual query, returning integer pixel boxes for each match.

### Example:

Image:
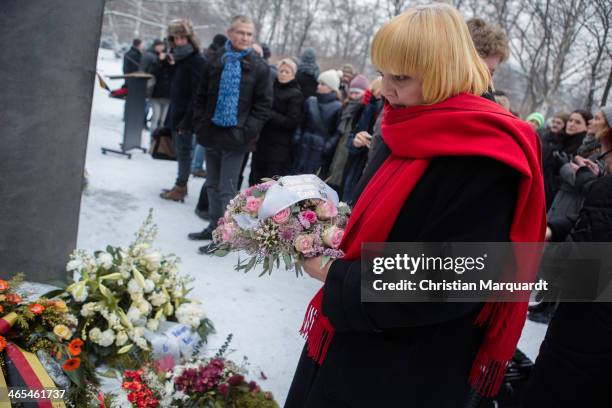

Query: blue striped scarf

[212,42,252,127]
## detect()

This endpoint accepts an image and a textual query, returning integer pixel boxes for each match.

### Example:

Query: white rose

[175,303,205,328]
[130,292,145,303]
[149,291,167,307]
[66,259,83,272]
[143,252,162,269]
[96,252,114,269]
[143,279,155,293]
[116,331,128,346]
[89,327,102,342]
[146,319,159,331]
[127,279,143,295]
[119,264,131,279]
[98,329,115,347]
[137,300,152,316]
[80,302,97,317]
[127,305,142,322]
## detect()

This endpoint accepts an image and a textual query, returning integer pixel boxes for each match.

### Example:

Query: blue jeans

[191,135,205,172]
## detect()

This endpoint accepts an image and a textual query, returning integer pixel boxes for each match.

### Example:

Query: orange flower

[62,357,81,371]
[0,335,7,352]
[5,294,22,304]
[68,338,84,356]
[0,305,4,314]
[28,303,45,315]
[0,280,8,292]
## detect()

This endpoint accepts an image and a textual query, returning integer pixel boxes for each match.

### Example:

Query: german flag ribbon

[0,313,66,408]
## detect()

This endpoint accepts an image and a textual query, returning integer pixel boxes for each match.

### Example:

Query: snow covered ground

[80,49,548,404]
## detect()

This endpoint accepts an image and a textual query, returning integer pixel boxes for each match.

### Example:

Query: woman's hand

[353,131,372,149]
[545,226,553,241]
[304,256,334,283]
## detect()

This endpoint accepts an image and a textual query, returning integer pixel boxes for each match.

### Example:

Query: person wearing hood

[250,58,304,184]
[159,19,206,202]
[292,70,342,176]
[339,63,356,101]
[296,48,320,100]
[326,74,369,195]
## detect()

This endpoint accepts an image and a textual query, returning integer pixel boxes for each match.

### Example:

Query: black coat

[123,46,141,75]
[522,174,612,408]
[255,79,304,162]
[286,149,520,408]
[296,71,319,100]
[194,49,273,152]
[292,92,342,175]
[149,53,172,99]
[167,51,205,131]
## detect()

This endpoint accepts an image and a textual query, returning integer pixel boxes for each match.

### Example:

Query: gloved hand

[553,151,571,166]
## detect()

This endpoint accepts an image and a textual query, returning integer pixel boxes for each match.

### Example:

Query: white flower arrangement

[62,211,214,367]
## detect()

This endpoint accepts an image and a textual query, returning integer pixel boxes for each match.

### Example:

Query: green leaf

[282,253,292,270]
[213,249,229,257]
[117,344,134,354]
[245,256,257,273]
[40,289,66,299]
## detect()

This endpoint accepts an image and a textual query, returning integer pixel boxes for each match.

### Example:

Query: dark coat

[194,49,273,152]
[342,95,383,202]
[150,56,172,99]
[547,151,600,241]
[292,92,342,175]
[542,131,587,209]
[326,100,364,189]
[252,79,303,167]
[123,46,142,75]
[296,71,319,100]
[167,50,205,131]
[522,174,612,408]
[286,150,520,408]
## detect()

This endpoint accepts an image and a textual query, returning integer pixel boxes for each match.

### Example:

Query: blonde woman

[286,4,545,407]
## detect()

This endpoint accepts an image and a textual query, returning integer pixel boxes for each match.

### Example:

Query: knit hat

[526,112,545,129]
[599,105,612,127]
[349,74,368,93]
[277,58,297,75]
[318,70,340,92]
[167,19,201,51]
[301,48,317,64]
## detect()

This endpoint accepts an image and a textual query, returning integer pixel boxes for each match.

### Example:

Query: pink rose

[244,186,256,196]
[272,207,291,224]
[221,222,237,242]
[321,226,344,249]
[294,234,315,254]
[245,196,263,215]
[316,200,338,220]
[301,210,317,224]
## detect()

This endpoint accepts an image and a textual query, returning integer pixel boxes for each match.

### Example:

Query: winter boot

[160,185,187,202]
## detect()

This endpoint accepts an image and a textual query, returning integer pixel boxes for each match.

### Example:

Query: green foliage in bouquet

[0,274,108,408]
[56,210,214,370]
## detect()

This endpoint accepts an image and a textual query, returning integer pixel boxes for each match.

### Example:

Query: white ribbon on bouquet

[257,174,339,220]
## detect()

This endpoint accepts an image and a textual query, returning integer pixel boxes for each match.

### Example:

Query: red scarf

[300,93,546,397]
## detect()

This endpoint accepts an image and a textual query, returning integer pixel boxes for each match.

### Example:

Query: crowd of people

[118,5,612,407]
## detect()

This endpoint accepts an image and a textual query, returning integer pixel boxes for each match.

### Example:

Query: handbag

[151,127,176,161]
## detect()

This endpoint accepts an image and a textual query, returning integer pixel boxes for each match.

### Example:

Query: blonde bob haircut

[371,3,491,105]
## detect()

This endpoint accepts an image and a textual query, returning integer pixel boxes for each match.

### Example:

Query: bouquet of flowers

[0,274,110,408]
[212,175,351,276]
[120,336,278,408]
[58,211,214,370]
